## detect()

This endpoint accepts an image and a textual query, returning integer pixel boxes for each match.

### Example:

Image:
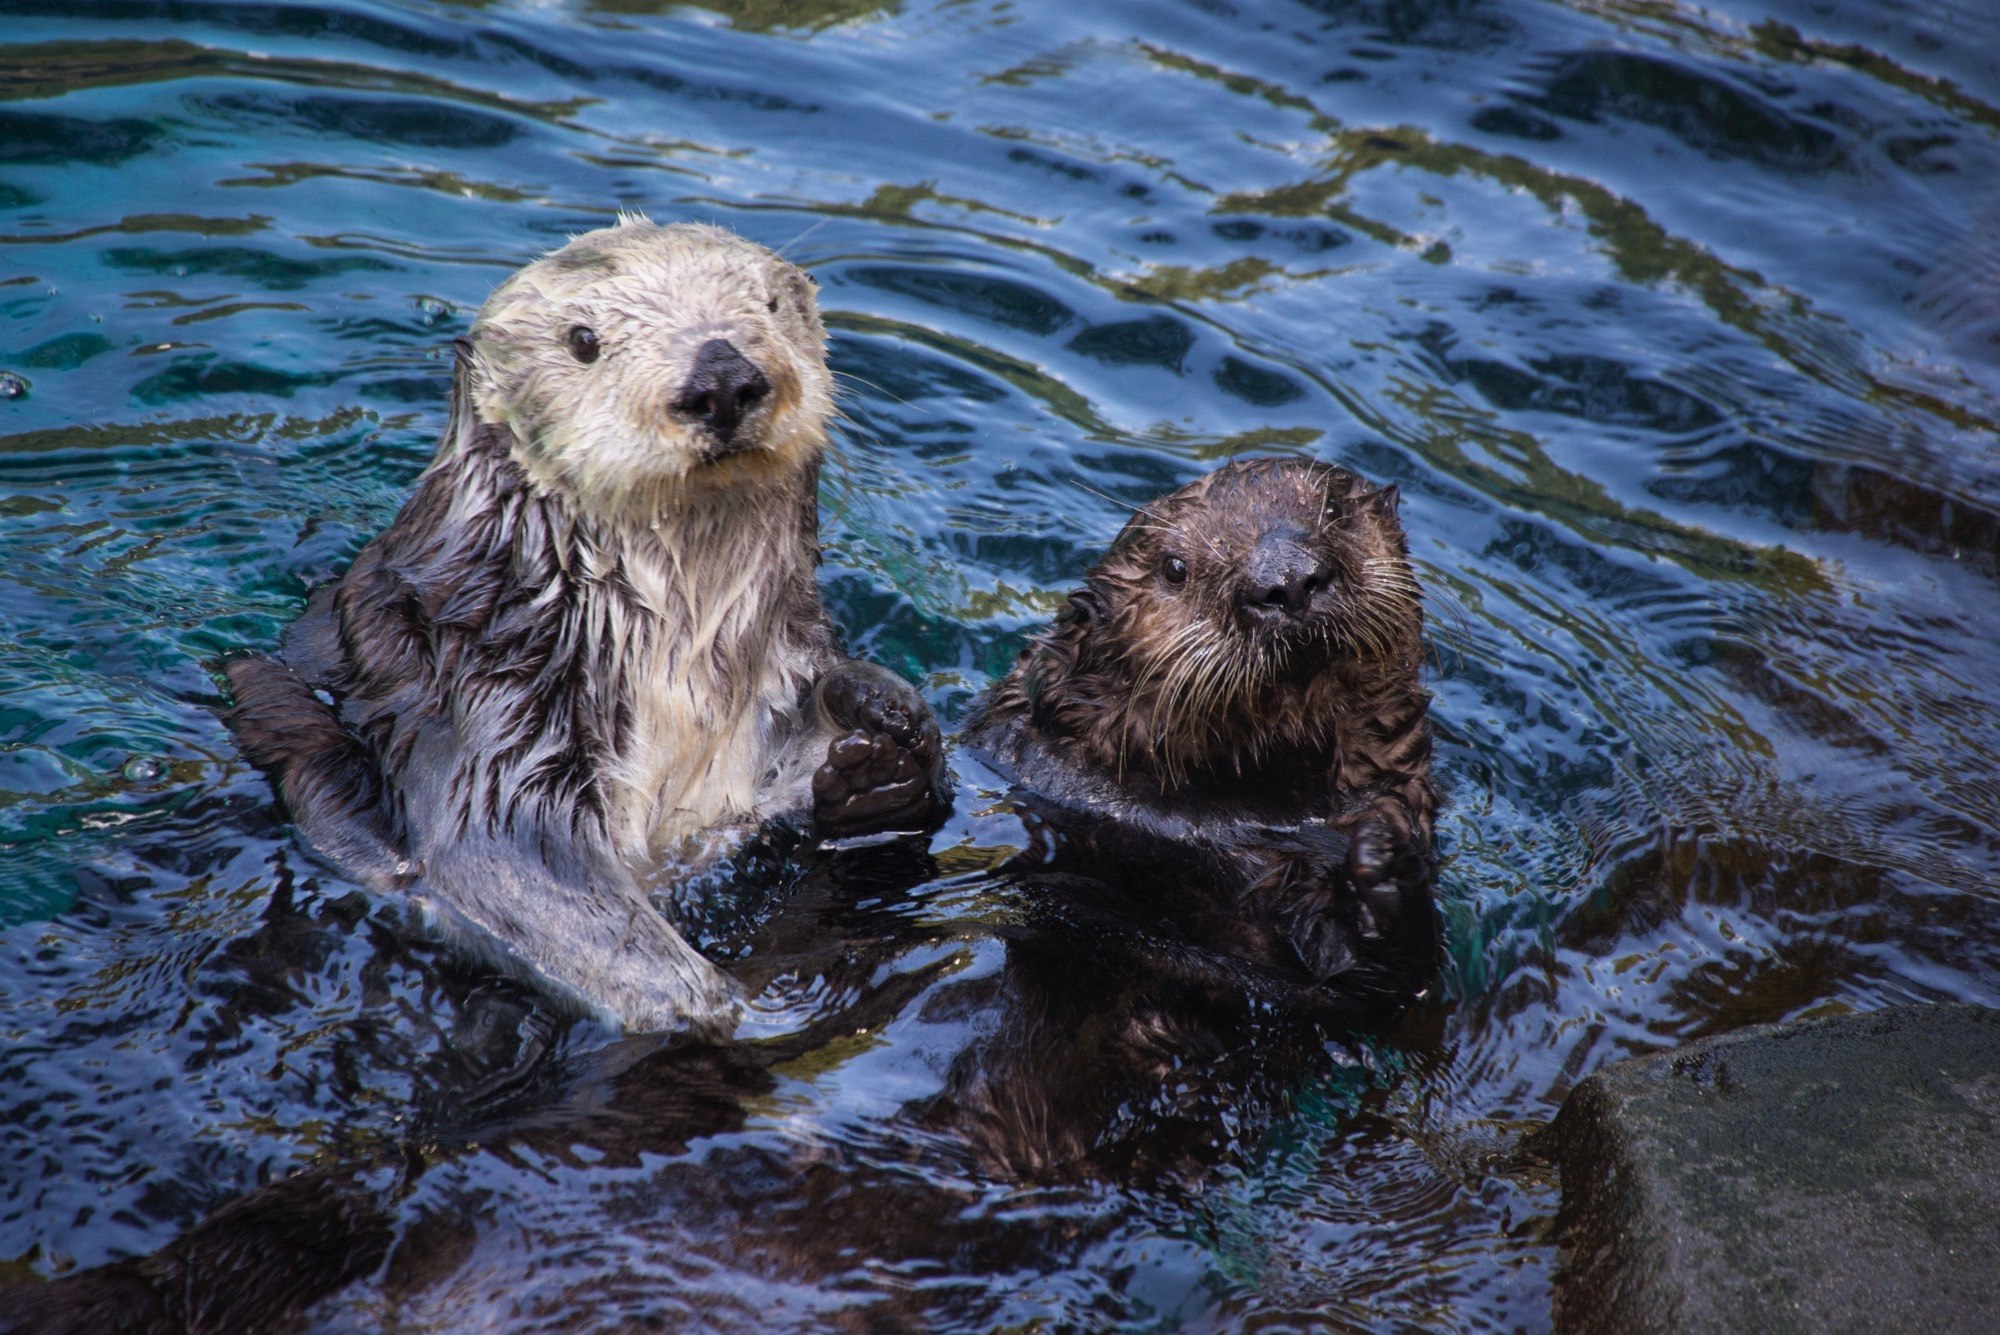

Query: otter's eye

[1162,555,1188,586]
[767,293,781,313]
[566,326,600,364]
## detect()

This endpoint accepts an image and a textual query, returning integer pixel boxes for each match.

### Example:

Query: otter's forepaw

[1344,819,1440,955]
[813,730,935,838]
[1347,819,1408,941]
[811,661,946,839]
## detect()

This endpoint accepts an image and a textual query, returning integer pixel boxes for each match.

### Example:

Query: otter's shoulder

[223,653,407,887]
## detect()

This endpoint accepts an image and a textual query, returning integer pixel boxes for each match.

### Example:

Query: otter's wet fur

[965,457,1438,992]
[225,218,945,1036]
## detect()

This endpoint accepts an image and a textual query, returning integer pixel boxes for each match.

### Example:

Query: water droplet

[122,757,163,783]
[416,296,453,327]
[0,372,28,399]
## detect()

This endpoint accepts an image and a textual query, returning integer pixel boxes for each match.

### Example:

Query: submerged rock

[1551,1003,2000,1334]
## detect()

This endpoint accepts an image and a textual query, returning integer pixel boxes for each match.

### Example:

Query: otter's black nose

[674,338,771,447]
[1240,529,1330,619]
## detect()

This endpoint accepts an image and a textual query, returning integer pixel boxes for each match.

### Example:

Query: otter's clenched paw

[1347,819,1406,941]
[812,661,946,838]
[814,730,936,836]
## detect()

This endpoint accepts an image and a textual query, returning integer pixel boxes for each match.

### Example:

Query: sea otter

[224,218,947,1035]
[963,456,1438,991]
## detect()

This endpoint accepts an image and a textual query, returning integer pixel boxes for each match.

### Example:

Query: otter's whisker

[775,213,833,258]
[1120,620,1204,776]
[1068,477,1155,521]
[831,369,919,411]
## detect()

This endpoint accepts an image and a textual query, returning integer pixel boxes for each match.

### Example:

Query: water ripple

[3,0,1999,1326]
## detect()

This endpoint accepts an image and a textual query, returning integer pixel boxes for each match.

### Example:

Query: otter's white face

[466,217,832,516]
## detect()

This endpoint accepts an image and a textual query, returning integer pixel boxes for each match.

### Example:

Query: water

[3,0,1999,1326]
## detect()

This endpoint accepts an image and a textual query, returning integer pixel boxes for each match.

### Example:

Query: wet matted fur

[226,218,945,1034]
[964,457,1440,996]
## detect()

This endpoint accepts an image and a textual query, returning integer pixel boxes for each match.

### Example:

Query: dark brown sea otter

[964,456,1438,991]
[224,218,946,1037]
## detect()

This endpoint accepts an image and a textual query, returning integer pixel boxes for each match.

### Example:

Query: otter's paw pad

[813,730,933,837]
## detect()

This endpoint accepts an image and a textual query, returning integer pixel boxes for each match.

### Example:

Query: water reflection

[3,0,1999,1326]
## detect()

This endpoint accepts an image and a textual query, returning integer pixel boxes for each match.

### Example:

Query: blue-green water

[4,0,2000,1326]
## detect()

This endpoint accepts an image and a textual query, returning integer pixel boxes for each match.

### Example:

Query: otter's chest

[616,642,815,849]
[598,539,824,857]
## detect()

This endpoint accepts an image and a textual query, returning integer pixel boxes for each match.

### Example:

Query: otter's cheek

[761,414,827,476]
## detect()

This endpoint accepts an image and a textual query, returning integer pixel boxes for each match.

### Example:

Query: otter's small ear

[1066,588,1106,624]
[442,338,483,457]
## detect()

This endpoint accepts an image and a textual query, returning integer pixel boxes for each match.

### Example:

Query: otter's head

[1019,458,1424,786]
[464,217,832,516]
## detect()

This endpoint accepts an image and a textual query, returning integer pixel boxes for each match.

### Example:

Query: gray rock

[1551,1003,2000,1334]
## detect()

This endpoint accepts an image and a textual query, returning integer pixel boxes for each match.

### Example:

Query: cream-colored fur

[468,220,832,519]
[233,217,889,1034]
[462,218,839,861]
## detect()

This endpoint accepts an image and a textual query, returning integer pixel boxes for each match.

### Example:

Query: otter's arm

[808,659,950,839]
[276,582,347,688]
[416,837,740,1036]
[999,779,1437,1001]
[1229,819,1437,1000]
[223,655,409,888]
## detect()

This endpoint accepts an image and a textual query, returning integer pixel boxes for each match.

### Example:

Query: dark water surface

[4,0,2000,1327]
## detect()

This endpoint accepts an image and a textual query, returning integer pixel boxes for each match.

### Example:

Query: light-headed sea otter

[225,218,947,1035]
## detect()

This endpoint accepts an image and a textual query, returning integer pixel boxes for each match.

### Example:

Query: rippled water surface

[5,0,2000,1327]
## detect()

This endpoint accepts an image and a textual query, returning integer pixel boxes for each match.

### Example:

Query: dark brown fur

[965,457,1439,993]
[971,457,1434,834]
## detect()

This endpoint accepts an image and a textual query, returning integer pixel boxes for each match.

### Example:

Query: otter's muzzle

[674,338,771,452]
[1238,528,1332,620]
